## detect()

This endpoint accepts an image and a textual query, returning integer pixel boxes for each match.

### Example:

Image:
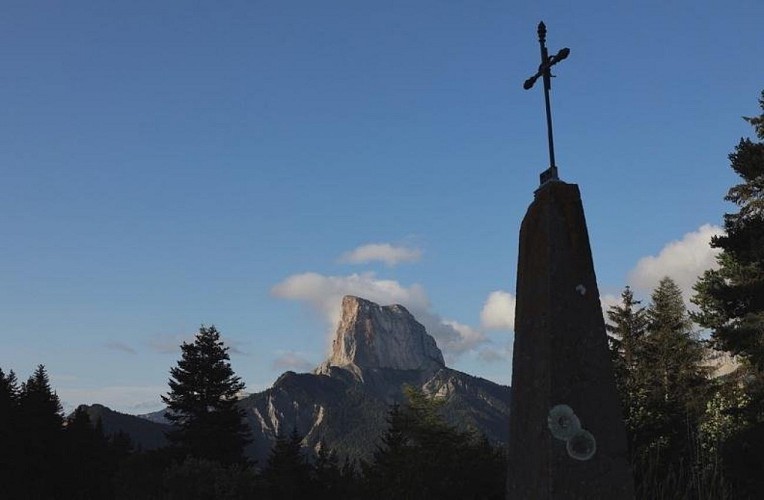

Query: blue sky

[1,1,761,413]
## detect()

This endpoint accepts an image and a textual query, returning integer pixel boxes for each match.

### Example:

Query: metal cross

[523,22,570,185]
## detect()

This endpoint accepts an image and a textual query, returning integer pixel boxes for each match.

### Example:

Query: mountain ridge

[82,295,510,463]
[239,295,509,462]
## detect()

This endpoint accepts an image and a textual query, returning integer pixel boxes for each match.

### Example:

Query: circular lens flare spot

[547,404,581,440]
[566,429,597,461]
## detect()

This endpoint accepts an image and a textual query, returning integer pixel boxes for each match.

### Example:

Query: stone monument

[506,23,635,499]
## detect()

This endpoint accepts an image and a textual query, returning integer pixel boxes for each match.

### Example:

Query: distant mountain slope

[238,296,510,463]
[79,403,170,450]
[107,296,510,463]
[239,365,509,463]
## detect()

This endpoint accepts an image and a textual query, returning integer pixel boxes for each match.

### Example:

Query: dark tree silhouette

[162,325,251,464]
[693,90,764,497]
[263,427,312,499]
[364,386,505,499]
[694,91,764,384]
[63,407,115,498]
[17,365,65,499]
[0,368,21,496]
[312,440,344,499]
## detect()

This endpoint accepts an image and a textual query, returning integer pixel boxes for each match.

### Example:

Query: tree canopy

[607,279,711,496]
[162,325,251,464]
[693,92,764,373]
[691,91,764,496]
[364,386,506,499]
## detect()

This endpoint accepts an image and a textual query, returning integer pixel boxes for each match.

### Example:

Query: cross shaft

[523,22,570,185]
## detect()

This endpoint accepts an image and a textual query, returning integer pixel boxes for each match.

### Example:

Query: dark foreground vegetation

[2,92,763,499]
[0,328,506,499]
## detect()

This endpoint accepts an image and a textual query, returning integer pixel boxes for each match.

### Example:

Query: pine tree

[17,365,64,499]
[0,368,19,430]
[364,387,506,499]
[19,364,63,429]
[0,369,21,496]
[312,440,343,499]
[692,91,764,496]
[365,402,416,497]
[693,91,764,405]
[607,286,649,371]
[648,277,708,410]
[0,367,19,415]
[606,287,651,459]
[607,280,711,494]
[63,407,114,498]
[263,427,311,499]
[637,278,709,479]
[162,325,251,464]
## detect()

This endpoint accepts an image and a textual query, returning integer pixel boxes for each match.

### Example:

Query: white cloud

[599,293,623,319]
[271,272,488,359]
[478,349,505,363]
[339,243,422,267]
[628,224,723,301]
[480,290,516,331]
[440,320,487,355]
[272,351,314,372]
[477,343,513,364]
[271,272,429,331]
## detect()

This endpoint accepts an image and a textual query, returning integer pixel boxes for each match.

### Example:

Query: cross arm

[523,47,571,90]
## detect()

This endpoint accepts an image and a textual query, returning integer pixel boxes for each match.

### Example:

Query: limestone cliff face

[316,296,445,377]
[130,296,510,464]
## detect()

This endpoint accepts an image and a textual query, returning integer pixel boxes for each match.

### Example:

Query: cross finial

[524,22,570,186]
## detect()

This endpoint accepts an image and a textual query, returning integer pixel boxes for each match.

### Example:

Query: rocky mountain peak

[316,295,445,377]
[117,295,509,464]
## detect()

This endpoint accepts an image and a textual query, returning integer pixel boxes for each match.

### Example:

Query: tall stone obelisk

[507,22,634,498]
[506,181,634,498]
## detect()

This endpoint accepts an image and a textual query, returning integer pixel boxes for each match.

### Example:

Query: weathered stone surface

[316,295,445,379]
[507,181,634,499]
